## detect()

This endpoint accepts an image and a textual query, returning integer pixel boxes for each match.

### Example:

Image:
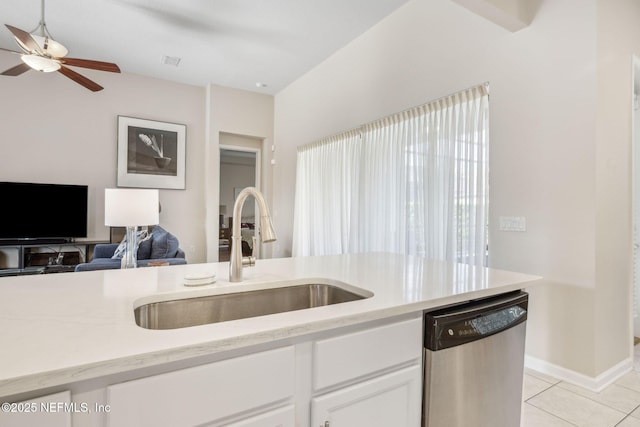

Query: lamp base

[121,226,138,269]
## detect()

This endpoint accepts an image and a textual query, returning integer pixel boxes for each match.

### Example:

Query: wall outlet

[499,216,526,232]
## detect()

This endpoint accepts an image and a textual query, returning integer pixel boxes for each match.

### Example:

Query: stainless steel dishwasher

[422,291,528,427]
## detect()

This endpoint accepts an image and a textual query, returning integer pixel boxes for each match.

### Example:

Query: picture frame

[117,116,186,189]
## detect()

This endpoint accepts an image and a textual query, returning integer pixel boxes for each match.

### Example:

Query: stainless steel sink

[134,283,371,330]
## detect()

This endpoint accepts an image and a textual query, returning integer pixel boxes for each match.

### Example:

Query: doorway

[219,133,262,262]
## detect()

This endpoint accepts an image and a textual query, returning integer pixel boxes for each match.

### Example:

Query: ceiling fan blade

[0,46,23,55]
[5,24,43,55]
[61,58,121,73]
[1,62,31,76]
[58,66,103,92]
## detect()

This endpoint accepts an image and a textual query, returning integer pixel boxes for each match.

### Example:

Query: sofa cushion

[150,226,180,259]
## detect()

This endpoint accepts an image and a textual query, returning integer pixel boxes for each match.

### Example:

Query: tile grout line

[622,403,640,421]
[522,402,580,427]
[615,414,639,426]
[527,382,631,424]
[614,381,640,396]
[580,383,640,416]
[556,382,633,417]
[525,371,562,386]
[536,374,640,417]
[523,380,557,403]
[524,355,640,424]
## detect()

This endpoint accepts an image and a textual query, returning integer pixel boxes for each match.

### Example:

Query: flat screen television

[0,181,88,242]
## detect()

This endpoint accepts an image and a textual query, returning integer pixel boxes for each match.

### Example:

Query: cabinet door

[107,346,294,427]
[311,365,421,427]
[0,391,72,427]
[225,405,295,427]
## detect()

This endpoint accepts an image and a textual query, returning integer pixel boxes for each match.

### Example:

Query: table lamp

[105,188,159,269]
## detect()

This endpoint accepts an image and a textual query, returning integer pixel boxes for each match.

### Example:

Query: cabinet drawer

[0,390,72,427]
[313,316,422,390]
[107,346,294,427]
[226,404,295,427]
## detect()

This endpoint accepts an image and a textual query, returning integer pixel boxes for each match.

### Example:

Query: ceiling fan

[0,0,120,92]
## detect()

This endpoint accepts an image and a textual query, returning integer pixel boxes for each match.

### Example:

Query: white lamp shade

[105,189,159,226]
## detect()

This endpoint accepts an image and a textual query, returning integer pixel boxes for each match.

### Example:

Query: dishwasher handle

[424,291,528,351]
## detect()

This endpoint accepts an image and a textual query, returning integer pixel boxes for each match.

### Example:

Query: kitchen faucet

[229,187,277,282]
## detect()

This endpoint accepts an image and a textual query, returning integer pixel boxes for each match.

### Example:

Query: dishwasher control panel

[424,291,528,351]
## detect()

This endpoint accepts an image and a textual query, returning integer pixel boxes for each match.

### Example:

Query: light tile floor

[521,345,640,426]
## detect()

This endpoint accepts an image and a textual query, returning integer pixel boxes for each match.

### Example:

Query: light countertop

[0,253,540,397]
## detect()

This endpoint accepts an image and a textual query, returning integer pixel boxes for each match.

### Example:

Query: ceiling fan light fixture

[30,34,68,58]
[21,54,60,72]
[2,0,119,91]
[13,33,68,58]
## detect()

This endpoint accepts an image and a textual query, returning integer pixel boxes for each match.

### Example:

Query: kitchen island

[0,253,539,427]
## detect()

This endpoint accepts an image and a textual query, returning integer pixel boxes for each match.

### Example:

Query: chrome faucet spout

[229,187,276,282]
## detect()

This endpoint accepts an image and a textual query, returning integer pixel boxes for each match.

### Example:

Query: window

[293,84,489,266]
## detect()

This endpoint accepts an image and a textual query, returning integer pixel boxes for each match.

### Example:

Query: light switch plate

[499,216,526,232]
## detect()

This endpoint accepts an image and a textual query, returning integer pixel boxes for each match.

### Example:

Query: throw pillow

[149,225,180,259]
[137,234,153,260]
[111,229,149,259]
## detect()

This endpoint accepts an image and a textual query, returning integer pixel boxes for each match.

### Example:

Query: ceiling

[0,0,410,94]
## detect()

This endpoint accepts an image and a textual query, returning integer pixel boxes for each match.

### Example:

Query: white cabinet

[101,316,422,427]
[225,404,295,427]
[4,315,422,427]
[312,317,422,391]
[106,346,295,427]
[310,315,423,427]
[311,365,422,427]
[0,390,72,427]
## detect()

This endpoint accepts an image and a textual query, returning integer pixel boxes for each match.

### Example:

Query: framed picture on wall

[116,116,186,189]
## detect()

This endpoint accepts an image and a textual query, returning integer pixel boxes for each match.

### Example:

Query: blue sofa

[75,226,187,272]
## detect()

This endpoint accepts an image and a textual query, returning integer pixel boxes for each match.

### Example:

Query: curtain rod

[366,81,489,126]
[299,81,489,152]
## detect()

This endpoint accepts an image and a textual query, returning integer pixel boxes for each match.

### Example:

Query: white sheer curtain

[293,130,362,256]
[293,84,489,266]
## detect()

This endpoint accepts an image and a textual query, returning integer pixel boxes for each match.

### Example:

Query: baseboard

[525,355,633,392]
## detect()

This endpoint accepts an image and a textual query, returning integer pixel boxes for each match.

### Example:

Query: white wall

[0,57,208,263]
[273,0,609,377]
[594,0,640,375]
[204,85,274,262]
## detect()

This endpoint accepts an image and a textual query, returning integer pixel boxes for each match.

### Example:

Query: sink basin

[134,282,372,330]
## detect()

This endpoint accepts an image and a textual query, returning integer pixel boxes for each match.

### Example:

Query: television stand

[5,238,72,245]
[0,240,109,274]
